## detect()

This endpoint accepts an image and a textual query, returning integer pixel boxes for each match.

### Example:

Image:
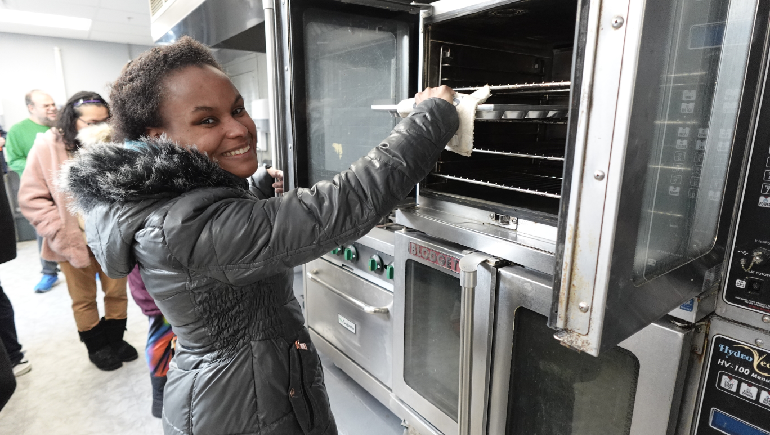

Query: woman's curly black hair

[109,36,223,142]
[58,91,110,153]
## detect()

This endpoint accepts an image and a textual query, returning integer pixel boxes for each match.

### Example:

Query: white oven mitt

[396,85,491,157]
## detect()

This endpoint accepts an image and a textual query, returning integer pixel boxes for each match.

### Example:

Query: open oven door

[269,0,438,190]
[554,0,770,355]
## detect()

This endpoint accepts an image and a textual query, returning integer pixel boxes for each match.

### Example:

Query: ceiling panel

[99,0,151,14]
[90,20,150,36]
[0,0,154,45]
[94,8,150,24]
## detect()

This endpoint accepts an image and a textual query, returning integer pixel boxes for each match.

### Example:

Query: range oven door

[276,0,432,190]
[487,265,695,435]
[393,230,498,435]
[555,0,770,355]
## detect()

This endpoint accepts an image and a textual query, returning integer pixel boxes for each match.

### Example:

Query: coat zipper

[295,341,315,430]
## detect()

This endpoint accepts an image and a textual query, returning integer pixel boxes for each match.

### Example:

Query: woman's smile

[220,144,252,158]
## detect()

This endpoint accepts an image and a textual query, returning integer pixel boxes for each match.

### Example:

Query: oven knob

[385,264,395,280]
[331,247,343,255]
[344,246,358,262]
[368,255,383,272]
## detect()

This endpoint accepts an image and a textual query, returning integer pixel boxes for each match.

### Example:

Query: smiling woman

[145,65,260,178]
[59,36,458,435]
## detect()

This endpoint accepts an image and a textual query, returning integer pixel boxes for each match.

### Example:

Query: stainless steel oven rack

[429,172,562,198]
[371,103,568,119]
[452,81,571,93]
[473,146,565,161]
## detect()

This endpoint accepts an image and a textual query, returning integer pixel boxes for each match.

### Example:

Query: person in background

[1,125,8,174]
[0,158,31,412]
[60,37,458,435]
[5,90,60,293]
[18,92,137,371]
[127,266,175,419]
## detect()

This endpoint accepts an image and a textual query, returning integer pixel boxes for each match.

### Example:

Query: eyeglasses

[78,117,110,126]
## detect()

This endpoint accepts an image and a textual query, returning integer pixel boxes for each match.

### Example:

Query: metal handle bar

[307,272,389,315]
[457,252,495,435]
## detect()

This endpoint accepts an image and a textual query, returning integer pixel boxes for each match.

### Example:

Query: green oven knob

[368,255,382,272]
[385,264,395,280]
[331,247,342,255]
[344,246,358,261]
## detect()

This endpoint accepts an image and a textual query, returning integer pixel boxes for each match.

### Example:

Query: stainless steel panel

[392,230,496,435]
[553,0,630,352]
[263,0,289,186]
[486,265,553,435]
[359,227,396,257]
[305,258,394,387]
[322,241,395,290]
[395,207,555,274]
[487,265,693,435]
[308,328,393,409]
[556,0,766,356]
[153,0,266,47]
[717,298,770,333]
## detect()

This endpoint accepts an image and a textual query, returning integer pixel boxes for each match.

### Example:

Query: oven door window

[403,259,461,421]
[630,0,757,283]
[303,9,409,186]
[507,309,640,435]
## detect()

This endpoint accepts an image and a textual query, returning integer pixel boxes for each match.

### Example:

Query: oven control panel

[694,335,770,434]
[323,242,395,288]
[724,137,770,319]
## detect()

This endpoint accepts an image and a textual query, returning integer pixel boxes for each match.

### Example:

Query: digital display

[710,409,768,435]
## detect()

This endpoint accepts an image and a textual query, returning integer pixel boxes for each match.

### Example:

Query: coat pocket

[287,330,333,435]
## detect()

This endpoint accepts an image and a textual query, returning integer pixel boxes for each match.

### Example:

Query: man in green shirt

[5,90,57,176]
[5,90,60,293]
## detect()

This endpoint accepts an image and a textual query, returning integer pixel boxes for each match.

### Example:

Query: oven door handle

[307,273,390,314]
[458,252,496,435]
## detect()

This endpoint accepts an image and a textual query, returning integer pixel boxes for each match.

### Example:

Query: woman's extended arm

[163,98,458,286]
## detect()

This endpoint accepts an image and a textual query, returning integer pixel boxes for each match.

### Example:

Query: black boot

[79,324,122,371]
[150,375,167,418]
[102,318,138,362]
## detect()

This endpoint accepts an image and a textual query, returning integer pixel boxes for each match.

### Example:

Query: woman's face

[147,65,259,179]
[75,105,110,132]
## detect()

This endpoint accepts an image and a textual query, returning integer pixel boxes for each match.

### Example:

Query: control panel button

[745,277,764,294]
[368,255,382,272]
[343,246,358,262]
[331,247,343,255]
[385,264,395,280]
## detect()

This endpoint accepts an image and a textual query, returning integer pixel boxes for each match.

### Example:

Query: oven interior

[421,0,579,222]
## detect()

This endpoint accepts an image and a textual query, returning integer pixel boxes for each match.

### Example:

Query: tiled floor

[0,240,405,435]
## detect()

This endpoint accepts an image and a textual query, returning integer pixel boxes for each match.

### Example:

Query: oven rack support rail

[452,81,571,93]
[430,173,562,198]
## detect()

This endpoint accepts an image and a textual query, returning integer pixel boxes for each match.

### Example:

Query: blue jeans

[37,234,59,275]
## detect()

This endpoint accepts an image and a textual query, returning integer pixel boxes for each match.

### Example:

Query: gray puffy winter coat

[60,98,458,435]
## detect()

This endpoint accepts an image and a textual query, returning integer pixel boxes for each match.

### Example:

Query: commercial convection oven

[277,0,770,354]
[148,0,770,433]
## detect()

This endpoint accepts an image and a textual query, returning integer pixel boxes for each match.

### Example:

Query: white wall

[0,32,154,129]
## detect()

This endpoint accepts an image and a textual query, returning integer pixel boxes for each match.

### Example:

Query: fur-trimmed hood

[59,135,248,213]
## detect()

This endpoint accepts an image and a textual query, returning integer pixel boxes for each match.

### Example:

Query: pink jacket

[19,129,91,268]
